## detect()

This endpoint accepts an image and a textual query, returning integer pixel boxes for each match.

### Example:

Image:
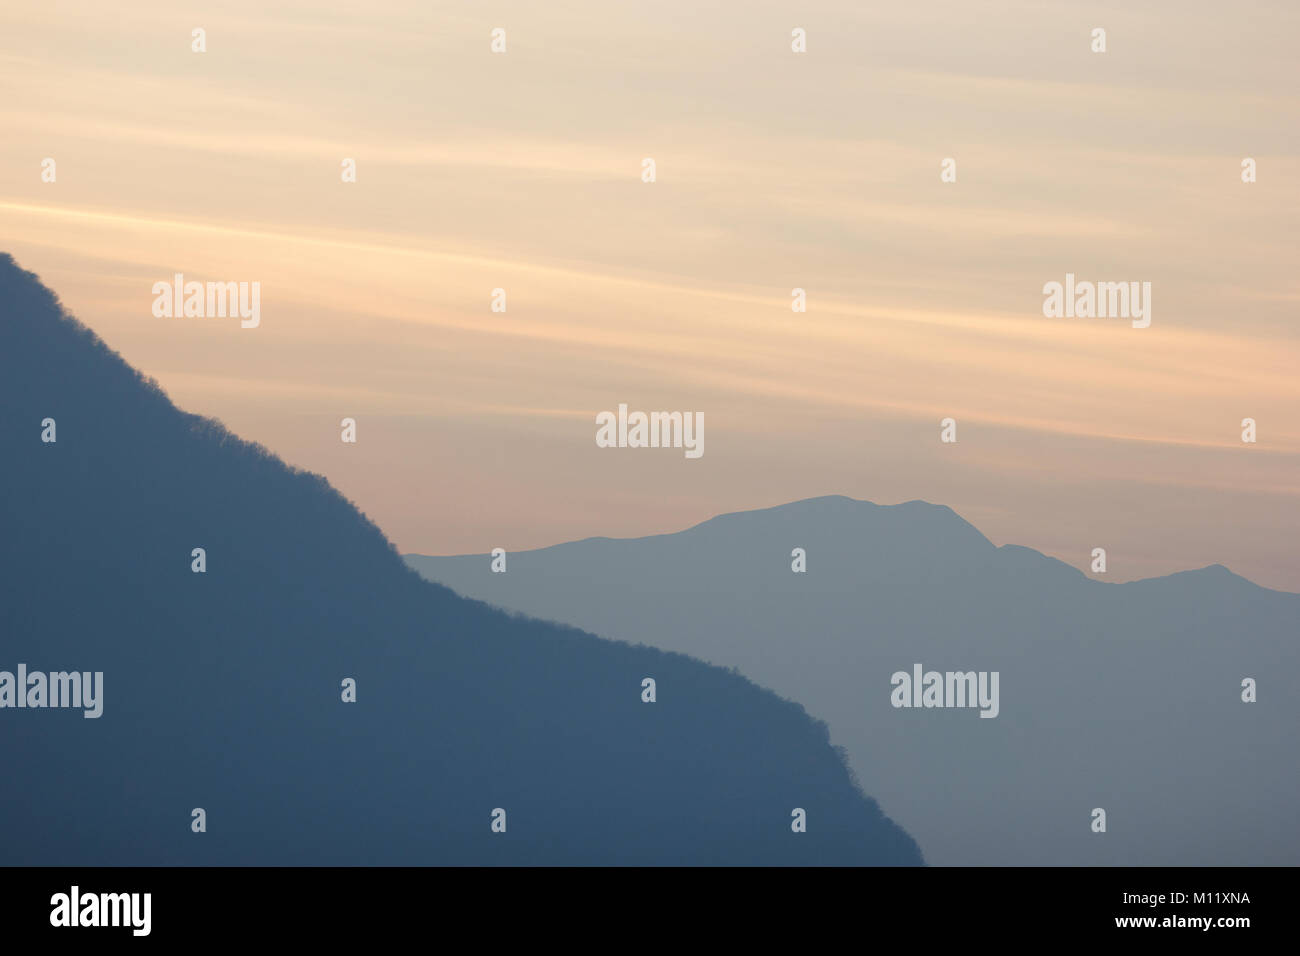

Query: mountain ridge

[0,252,922,866]
[409,494,1288,595]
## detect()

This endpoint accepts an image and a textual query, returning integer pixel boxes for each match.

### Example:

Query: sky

[3,0,1298,590]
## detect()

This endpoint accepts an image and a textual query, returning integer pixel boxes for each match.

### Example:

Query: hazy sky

[3,0,1298,589]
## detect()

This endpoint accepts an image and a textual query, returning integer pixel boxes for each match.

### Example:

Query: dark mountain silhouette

[0,254,921,865]
[408,495,1300,866]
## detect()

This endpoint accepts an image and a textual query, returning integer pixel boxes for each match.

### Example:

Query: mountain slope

[0,254,922,865]
[408,495,1300,865]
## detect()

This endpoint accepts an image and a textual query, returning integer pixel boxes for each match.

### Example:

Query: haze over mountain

[0,253,921,865]
[408,496,1300,866]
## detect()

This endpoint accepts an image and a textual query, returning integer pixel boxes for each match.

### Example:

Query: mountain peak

[687,494,995,552]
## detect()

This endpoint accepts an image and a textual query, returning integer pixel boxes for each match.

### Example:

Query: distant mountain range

[408,495,1300,865]
[0,253,921,865]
